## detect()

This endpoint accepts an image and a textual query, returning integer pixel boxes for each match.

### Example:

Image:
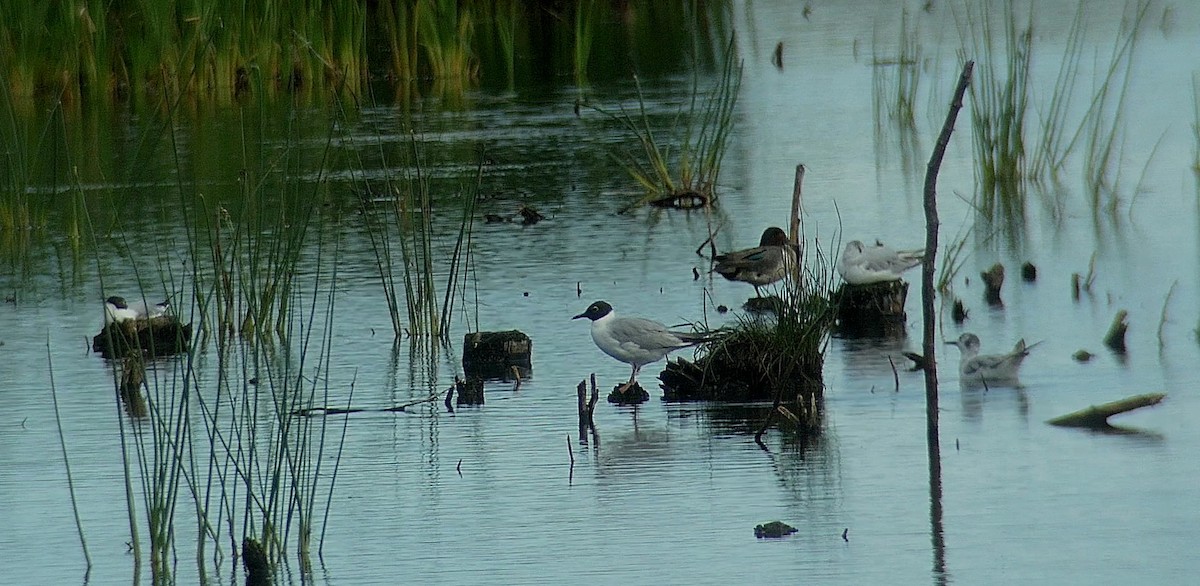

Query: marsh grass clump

[661,244,837,409]
[588,34,742,212]
[357,131,482,341]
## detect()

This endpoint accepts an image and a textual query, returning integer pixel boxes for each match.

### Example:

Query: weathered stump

[1021,261,1037,282]
[462,330,531,380]
[242,537,271,586]
[607,382,650,405]
[834,280,908,337]
[578,376,598,437]
[92,317,192,359]
[455,377,486,406]
[981,263,1005,306]
[1104,310,1129,353]
[120,356,149,418]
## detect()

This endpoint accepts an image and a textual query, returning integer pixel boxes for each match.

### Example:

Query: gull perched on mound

[573,300,709,392]
[713,226,798,296]
[837,240,924,285]
[104,295,170,325]
[946,332,1038,386]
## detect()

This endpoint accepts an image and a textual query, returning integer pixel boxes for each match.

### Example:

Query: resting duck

[713,226,798,296]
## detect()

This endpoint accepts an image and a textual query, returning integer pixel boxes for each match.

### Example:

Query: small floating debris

[517,205,544,225]
[647,190,709,209]
[754,520,797,539]
[1072,349,1094,362]
[483,205,545,225]
[981,263,1005,307]
[1047,393,1166,429]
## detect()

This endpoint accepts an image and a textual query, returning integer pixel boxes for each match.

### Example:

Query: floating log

[1047,393,1166,429]
[92,316,192,359]
[1103,310,1128,353]
[462,330,531,380]
[981,263,1004,306]
[834,280,908,337]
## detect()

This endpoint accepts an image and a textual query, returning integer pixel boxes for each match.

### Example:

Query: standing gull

[837,240,924,285]
[713,226,797,296]
[573,300,708,391]
[946,332,1038,385]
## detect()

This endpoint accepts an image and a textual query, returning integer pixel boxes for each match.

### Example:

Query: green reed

[1073,0,1149,218]
[870,8,924,179]
[958,0,1032,225]
[57,91,352,582]
[2,1,727,109]
[574,0,599,88]
[589,33,741,209]
[871,9,921,133]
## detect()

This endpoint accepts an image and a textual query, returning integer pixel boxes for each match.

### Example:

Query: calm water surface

[2,1,1200,584]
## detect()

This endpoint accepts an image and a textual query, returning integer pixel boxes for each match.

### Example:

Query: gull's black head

[572,300,613,321]
[760,226,789,247]
[106,296,128,309]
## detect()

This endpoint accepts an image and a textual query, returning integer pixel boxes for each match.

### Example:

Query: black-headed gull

[946,332,1038,386]
[573,300,708,391]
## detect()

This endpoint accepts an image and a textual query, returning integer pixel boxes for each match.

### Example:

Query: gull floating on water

[573,300,708,391]
[104,295,170,325]
[713,226,797,296]
[946,332,1038,386]
[837,240,924,285]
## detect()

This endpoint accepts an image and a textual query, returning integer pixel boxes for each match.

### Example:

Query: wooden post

[789,164,805,253]
[922,62,973,579]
